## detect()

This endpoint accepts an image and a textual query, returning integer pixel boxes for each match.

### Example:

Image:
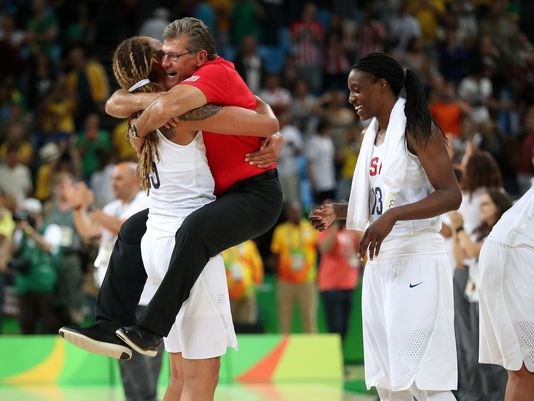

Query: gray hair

[164,17,217,60]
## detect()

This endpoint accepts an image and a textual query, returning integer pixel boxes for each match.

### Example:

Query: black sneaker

[115,325,162,357]
[59,321,132,360]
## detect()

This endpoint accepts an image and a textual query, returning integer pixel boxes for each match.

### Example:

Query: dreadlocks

[112,36,163,191]
[352,52,442,145]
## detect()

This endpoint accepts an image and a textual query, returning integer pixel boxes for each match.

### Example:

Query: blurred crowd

[0,2,533,389]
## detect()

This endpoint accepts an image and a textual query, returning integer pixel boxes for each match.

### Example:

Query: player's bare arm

[359,127,462,259]
[390,127,462,222]
[135,84,208,138]
[105,89,163,118]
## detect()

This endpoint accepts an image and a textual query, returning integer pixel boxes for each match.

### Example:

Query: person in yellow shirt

[0,122,32,165]
[270,201,319,333]
[66,45,110,129]
[112,119,137,162]
[222,240,264,327]
[0,190,15,333]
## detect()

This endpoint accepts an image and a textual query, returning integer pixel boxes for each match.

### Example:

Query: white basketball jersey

[488,187,534,247]
[146,130,215,235]
[368,143,444,257]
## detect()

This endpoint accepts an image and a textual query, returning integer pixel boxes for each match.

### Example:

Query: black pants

[96,170,283,336]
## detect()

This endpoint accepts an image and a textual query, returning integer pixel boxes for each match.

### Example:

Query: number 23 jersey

[368,142,441,242]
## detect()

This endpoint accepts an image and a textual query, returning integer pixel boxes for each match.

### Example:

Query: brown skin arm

[360,128,462,259]
[105,89,162,118]
[309,203,348,231]
[245,132,283,168]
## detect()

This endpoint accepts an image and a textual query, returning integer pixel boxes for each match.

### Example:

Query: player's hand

[245,132,283,168]
[309,204,336,231]
[164,117,181,128]
[359,210,396,260]
[447,210,463,231]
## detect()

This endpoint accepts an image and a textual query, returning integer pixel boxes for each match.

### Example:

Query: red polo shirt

[180,56,275,195]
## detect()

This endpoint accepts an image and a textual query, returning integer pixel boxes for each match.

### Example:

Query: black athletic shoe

[115,325,162,357]
[59,321,132,360]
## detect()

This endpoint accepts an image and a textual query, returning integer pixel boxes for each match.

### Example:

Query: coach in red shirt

[64,18,283,357]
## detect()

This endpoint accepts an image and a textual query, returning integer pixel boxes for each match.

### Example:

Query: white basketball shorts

[140,226,238,359]
[362,250,457,391]
[479,239,534,372]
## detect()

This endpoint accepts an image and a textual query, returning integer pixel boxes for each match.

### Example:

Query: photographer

[11,198,61,334]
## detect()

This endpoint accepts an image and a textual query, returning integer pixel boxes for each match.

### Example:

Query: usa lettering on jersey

[369,156,382,176]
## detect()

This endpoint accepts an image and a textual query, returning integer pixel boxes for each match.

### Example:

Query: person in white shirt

[0,144,32,206]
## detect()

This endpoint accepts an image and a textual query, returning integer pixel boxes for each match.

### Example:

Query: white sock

[409,385,456,401]
[376,387,414,401]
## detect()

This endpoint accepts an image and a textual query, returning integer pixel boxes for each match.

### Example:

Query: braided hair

[112,37,163,191]
[352,52,442,145]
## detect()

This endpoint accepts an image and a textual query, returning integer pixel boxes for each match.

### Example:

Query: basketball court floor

[0,383,375,401]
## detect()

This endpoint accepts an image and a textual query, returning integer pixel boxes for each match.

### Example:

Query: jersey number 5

[149,162,161,189]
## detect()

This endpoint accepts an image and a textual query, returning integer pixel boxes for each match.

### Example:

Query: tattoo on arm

[180,104,223,121]
[158,104,222,139]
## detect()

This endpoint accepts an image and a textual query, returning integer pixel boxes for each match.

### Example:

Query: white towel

[347,98,408,230]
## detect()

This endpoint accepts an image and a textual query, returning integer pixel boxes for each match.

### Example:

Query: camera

[7,256,31,275]
[13,211,37,228]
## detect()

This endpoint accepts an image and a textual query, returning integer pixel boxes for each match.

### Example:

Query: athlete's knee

[119,209,148,243]
[508,364,534,380]
[175,214,209,246]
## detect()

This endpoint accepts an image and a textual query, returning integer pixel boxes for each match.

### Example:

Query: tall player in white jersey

[109,37,278,401]
[478,186,534,401]
[310,53,461,401]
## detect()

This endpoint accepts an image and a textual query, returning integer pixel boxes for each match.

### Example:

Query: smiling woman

[309,52,461,401]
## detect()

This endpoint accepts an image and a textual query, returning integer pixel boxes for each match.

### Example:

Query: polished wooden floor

[0,383,375,401]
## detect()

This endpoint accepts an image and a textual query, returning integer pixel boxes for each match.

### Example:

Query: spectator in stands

[289,2,324,94]
[317,219,361,343]
[277,111,304,203]
[76,112,110,181]
[271,201,318,333]
[234,35,265,94]
[66,45,109,130]
[337,125,361,202]
[458,58,493,125]
[288,78,317,138]
[429,80,468,140]
[0,191,15,334]
[437,29,471,85]
[307,119,336,205]
[138,7,170,43]
[322,13,350,92]
[43,172,85,325]
[388,1,421,53]
[0,144,33,206]
[11,198,61,334]
[0,122,32,165]
[222,240,264,330]
[25,0,59,59]
[231,0,263,47]
[0,14,26,78]
[258,73,292,116]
